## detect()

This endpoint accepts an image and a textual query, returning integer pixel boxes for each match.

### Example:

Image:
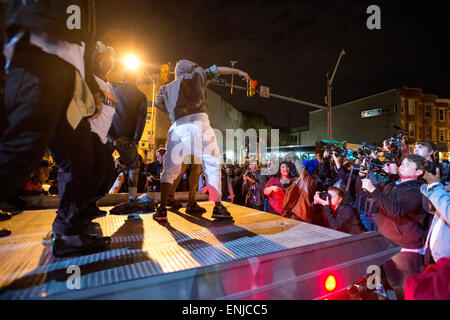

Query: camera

[324,143,347,158]
[332,145,348,157]
[245,171,255,179]
[437,160,450,185]
[319,191,331,201]
[245,170,259,183]
[357,147,372,157]
[385,124,407,159]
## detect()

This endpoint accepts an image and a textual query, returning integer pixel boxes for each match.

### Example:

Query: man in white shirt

[82,42,117,225]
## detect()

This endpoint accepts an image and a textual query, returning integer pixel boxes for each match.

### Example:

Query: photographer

[331,150,358,206]
[313,187,366,234]
[144,148,166,192]
[231,165,246,206]
[243,160,267,211]
[319,149,339,188]
[221,165,235,203]
[362,155,432,298]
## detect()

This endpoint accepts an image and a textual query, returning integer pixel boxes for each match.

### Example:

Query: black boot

[212,203,232,219]
[51,233,111,257]
[186,202,207,215]
[153,206,168,222]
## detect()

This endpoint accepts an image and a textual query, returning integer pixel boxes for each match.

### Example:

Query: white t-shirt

[90,75,117,143]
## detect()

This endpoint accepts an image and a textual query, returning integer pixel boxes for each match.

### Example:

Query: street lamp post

[124,54,158,156]
[326,49,346,140]
[230,60,238,95]
[142,68,157,139]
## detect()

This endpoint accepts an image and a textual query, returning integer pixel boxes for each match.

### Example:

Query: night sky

[96,0,450,128]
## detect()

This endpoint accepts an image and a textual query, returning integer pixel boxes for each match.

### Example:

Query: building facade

[298,88,450,152]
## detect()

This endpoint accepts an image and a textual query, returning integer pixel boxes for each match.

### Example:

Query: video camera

[439,161,450,185]
[387,124,407,149]
[423,160,450,185]
[356,147,372,157]
[324,143,348,157]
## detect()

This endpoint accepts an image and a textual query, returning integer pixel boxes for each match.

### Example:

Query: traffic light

[247,80,257,97]
[159,64,169,83]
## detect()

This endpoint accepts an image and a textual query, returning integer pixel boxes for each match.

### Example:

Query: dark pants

[83,134,115,219]
[381,251,426,299]
[0,39,94,236]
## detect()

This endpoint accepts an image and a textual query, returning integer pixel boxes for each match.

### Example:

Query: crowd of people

[135,138,449,299]
[0,0,448,300]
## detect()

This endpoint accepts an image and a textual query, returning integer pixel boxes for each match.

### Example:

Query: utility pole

[326,49,346,140]
[230,61,238,95]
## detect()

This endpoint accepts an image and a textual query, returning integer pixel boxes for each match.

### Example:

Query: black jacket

[243,173,267,208]
[6,0,100,96]
[109,83,147,142]
[319,158,338,187]
[371,179,431,249]
[323,204,366,234]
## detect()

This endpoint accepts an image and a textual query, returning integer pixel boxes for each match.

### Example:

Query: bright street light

[124,54,140,70]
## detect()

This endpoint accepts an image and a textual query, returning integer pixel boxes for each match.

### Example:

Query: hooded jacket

[155,60,218,122]
[372,179,432,249]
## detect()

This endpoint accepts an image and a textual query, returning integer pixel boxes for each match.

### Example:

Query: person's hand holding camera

[382,140,391,152]
[332,152,341,169]
[383,163,398,175]
[313,191,328,206]
[424,168,441,185]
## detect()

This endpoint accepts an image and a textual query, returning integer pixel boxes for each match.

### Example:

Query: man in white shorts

[154,59,251,221]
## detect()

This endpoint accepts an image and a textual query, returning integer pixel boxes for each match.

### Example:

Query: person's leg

[116,140,140,201]
[156,127,185,221]
[84,135,114,221]
[381,252,426,299]
[199,125,232,219]
[0,42,69,202]
[185,162,207,214]
[166,162,188,208]
[49,117,94,236]
[187,163,202,207]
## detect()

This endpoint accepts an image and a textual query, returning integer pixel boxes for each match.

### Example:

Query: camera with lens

[319,191,331,201]
[245,171,255,180]
[331,145,347,157]
[324,143,347,157]
[437,160,450,185]
[357,147,372,157]
[245,170,259,183]
[386,125,407,153]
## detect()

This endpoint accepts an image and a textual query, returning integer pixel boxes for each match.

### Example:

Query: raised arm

[216,67,251,82]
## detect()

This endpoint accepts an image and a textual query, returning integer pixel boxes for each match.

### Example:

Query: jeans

[360,213,378,231]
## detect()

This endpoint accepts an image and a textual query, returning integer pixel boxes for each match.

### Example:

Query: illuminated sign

[361,107,395,118]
